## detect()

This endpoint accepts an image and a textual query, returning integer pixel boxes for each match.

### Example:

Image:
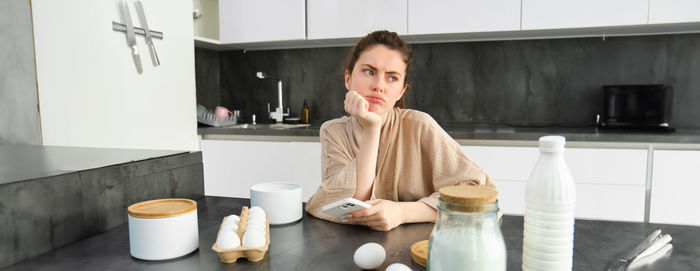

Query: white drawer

[463,146,647,186]
[494,180,645,222]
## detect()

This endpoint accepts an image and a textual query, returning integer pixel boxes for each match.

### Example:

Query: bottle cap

[439,185,498,212]
[439,185,498,204]
[539,135,565,152]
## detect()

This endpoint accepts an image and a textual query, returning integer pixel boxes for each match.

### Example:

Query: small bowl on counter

[250,182,303,225]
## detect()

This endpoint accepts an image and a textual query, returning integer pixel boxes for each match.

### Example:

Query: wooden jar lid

[128,198,197,219]
[438,185,498,210]
[410,240,428,267]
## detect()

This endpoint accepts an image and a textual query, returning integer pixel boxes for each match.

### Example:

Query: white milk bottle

[522,135,576,270]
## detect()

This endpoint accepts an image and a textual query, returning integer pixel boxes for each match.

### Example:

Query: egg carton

[212,206,270,263]
[197,111,238,127]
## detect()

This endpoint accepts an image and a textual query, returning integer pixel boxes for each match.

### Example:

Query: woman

[305,30,496,231]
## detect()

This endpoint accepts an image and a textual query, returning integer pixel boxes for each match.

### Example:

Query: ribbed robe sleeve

[305,120,358,222]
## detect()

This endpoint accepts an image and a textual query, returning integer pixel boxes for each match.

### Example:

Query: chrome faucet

[256,72,289,123]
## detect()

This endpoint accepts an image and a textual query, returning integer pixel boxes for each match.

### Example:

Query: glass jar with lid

[427,185,506,271]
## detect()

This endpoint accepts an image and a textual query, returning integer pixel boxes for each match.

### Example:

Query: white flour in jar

[429,227,507,270]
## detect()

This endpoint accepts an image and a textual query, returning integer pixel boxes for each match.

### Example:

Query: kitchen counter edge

[199,126,700,150]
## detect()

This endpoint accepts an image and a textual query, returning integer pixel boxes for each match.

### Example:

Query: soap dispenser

[301,100,310,124]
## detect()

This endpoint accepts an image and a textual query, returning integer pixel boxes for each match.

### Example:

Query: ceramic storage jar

[127,198,199,260]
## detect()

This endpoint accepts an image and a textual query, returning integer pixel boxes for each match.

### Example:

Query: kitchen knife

[627,243,673,269]
[605,229,663,271]
[134,1,160,66]
[123,0,142,74]
[634,233,672,260]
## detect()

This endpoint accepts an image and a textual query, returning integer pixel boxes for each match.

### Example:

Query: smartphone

[321,198,372,218]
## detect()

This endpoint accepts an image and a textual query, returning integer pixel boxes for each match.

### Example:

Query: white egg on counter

[242,228,266,248]
[220,215,240,232]
[353,242,386,269]
[221,221,239,233]
[249,206,266,217]
[224,215,240,225]
[245,221,266,232]
[385,263,412,271]
[216,230,241,249]
[247,214,266,226]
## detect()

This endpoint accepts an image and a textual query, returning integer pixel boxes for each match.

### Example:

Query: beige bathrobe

[305,108,496,222]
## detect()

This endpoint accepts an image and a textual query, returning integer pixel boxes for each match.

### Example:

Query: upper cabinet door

[649,0,700,24]
[522,0,649,30]
[408,0,520,35]
[193,0,220,40]
[32,0,199,150]
[307,0,407,40]
[219,0,305,43]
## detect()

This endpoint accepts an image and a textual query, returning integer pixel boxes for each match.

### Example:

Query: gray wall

[0,0,41,144]
[196,33,700,129]
[0,151,204,268]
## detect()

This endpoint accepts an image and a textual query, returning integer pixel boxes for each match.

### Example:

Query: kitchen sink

[223,123,311,129]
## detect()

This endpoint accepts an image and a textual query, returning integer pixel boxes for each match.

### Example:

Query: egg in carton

[212,206,270,262]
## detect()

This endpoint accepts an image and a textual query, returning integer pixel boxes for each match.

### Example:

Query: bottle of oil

[301,100,310,124]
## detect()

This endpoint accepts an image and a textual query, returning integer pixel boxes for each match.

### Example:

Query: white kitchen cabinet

[565,148,647,186]
[463,145,647,185]
[408,0,520,35]
[463,145,647,221]
[193,0,219,40]
[306,0,407,40]
[493,181,645,221]
[196,0,700,50]
[289,141,323,197]
[492,180,527,215]
[649,0,700,24]
[203,138,650,221]
[202,140,290,199]
[201,140,321,201]
[493,180,645,221]
[463,146,539,182]
[576,184,645,221]
[650,150,700,226]
[1,0,41,145]
[521,0,649,30]
[31,0,199,150]
[218,0,305,43]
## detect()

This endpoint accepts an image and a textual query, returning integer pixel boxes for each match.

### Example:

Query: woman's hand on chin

[345,91,382,130]
[344,199,404,231]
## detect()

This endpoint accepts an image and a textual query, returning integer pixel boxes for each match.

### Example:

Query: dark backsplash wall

[195,33,700,128]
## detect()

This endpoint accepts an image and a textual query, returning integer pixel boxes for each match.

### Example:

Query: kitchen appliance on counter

[598,85,674,132]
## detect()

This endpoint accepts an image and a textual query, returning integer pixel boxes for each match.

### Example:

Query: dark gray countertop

[198,123,700,144]
[0,145,188,185]
[5,196,699,271]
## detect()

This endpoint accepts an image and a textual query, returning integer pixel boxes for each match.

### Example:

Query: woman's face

[345,44,407,115]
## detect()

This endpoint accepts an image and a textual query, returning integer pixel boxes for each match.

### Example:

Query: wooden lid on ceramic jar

[438,185,498,212]
[128,198,197,219]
